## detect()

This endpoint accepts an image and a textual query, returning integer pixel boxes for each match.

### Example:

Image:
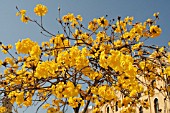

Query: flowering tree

[0,4,169,113]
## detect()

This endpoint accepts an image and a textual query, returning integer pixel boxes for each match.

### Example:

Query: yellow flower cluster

[164,66,170,77]
[62,13,83,28]
[51,81,81,98]
[47,107,58,113]
[8,91,24,105]
[57,46,89,70]
[16,9,30,23]
[88,16,108,31]
[42,104,59,113]
[15,38,35,54]
[68,97,84,108]
[35,61,58,79]
[121,106,136,113]
[100,50,136,74]
[15,38,41,58]
[88,18,98,31]
[49,34,70,48]
[0,106,6,113]
[97,85,116,100]
[97,16,108,27]
[150,25,162,38]
[34,4,48,16]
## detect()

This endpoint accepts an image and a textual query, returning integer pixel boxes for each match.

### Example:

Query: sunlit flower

[97,16,108,27]
[150,25,162,38]
[34,4,48,16]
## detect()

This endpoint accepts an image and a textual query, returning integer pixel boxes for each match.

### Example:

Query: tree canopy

[0,4,169,113]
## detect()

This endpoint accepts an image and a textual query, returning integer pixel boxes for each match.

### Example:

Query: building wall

[85,76,170,113]
[85,95,170,113]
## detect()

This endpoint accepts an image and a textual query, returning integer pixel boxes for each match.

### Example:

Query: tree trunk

[2,97,12,113]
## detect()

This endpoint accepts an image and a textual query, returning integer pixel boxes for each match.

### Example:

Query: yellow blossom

[20,15,30,23]
[16,92,24,105]
[47,107,57,113]
[97,16,108,27]
[42,103,50,109]
[76,15,83,21]
[150,25,162,38]
[0,106,6,113]
[15,38,36,54]
[16,9,26,16]
[153,12,159,18]
[34,4,48,16]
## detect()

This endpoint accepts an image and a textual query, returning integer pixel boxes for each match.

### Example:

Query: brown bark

[2,97,12,113]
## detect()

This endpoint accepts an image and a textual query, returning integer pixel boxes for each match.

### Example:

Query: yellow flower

[30,44,42,58]
[2,49,7,54]
[23,95,32,107]
[0,60,3,67]
[76,15,83,21]
[92,107,100,113]
[7,44,13,49]
[129,90,137,97]
[98,85,116,100]
[35,61,57,79]
[115,20,127,33]
[52,99,60,106]
[42,103,50,109]
[16,9,26,16]
[153,12,159,18]
[0,106,6,113]
[97,16,108,27]
[62,13,75,22]
[16,92,24,105]
[68,97,78,108]
[47,107,57,113]
[5,57,15,66]
[16,9,30,23]
[68,97,84,108]
[71,18,79,28]
[21,15,30,23]
[132,42,144,51]
[164,66,170,76]
[99,51,108,69]
[150,25,162,38]
[34,4,48,16]
[15,38,36,54]
[114,39,123,47]
[88,18,98,31]
[122,97,131,107]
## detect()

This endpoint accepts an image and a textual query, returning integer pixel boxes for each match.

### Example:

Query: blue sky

[0,0,170,113]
